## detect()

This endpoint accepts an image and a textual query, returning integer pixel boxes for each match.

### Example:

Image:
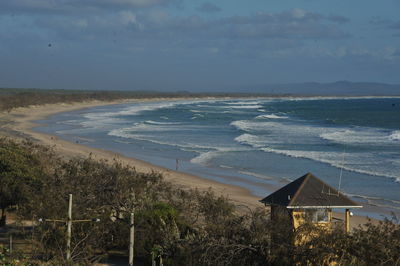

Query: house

[260,172,362,233]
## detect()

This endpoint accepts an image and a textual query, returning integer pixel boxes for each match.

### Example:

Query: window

[305,209,329,222]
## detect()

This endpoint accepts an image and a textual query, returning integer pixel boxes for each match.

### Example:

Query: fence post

[129,212,134,266]
[9,233,12,254]
[66,194,72,261]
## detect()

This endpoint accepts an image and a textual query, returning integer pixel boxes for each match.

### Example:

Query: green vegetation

[0,138,399,265]
[0,139,44,226]
[0,88,274,112]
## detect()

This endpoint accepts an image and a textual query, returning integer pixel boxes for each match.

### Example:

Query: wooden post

[9,234,12,254]
[129,212,134,266]
[345,208,350,233]
[66,194,72,261]
[152,252,156,266]
[38,193,100,262]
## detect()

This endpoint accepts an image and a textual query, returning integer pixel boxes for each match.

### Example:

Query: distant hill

[240,81,400,96]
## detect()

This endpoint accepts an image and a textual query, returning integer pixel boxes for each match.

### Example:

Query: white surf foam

[389,130,400,141]
[190,114,205,119]
[82,100,209,129]
[238,170,273,180]
[235,134,269,148]
[260,147,400,181]
[117,102,180,116]
[232,118,400,149]
[346,193,400,210]
[225,105,263,109]
[231,120,294,132]
[190,150,220,165]
[255,114,288,119]
[58,119,81,126]
[230,120,256,132]
[281,96,400,102]
[320,129,400,145]
[109,121,204,136]
[80,116,125,128]
[190,147,248,165]
[225,101,261,105]
[231,120,325,137]
[107,127,224,153]
[110,128,219,152]
[190,109,224,114]
[219,164,234,169]
[144,120,180,125]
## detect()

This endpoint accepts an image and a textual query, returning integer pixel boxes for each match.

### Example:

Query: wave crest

[389,130,400,141]
[256,114,288,119]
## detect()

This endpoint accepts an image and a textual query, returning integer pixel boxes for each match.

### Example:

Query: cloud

[2,4,349,41]
[73,0,179,9]
[327,14,349,24]
[196,2,222,13]
[0,5,350,61]
[201,9,349,40]
[369,16,400,33]
[120,11,138,25]
[389,21,400,29]
[369,16,392,26]
[0,0,181,14]
[326,46,400,61]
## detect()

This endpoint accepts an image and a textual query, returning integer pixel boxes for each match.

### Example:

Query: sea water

[36,97,400,218]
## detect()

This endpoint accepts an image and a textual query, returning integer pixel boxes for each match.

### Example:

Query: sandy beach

[0,98,377,228]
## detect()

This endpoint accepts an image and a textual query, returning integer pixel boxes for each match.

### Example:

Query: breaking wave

[255,114,288,119]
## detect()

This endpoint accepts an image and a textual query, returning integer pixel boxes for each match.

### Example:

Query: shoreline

[0,98,379,227]
[0,98,263,210]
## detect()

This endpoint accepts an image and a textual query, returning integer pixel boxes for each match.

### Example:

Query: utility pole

[129,212,134,266]
[39,194,100,262]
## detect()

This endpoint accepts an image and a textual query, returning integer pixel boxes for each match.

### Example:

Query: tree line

[0,88,278,112]
[0,138,399,265]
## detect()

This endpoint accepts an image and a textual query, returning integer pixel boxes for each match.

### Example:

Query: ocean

[36,97,400,218]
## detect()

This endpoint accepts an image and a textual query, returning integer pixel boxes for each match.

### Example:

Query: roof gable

[260,173,362,208]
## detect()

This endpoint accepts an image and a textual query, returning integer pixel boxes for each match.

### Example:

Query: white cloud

[291,8,307,19]
[71,19,88,28]
[89,0,168,8]
[0,0,180,14]
[207,47,219,54]
[120,11,137,25]
[196,2,222,13]
[146,9,170,24]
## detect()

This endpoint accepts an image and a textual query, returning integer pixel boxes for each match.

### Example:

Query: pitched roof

[260,173,362,209]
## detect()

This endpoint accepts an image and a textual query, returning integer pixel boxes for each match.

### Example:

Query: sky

[0,0,399,92]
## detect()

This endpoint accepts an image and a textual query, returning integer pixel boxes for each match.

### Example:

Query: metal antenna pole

[66,194,72,261]
[338,149,345,196]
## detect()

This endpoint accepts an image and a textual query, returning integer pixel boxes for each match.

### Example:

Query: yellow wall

[291,209,332,246]
[292,209,332,229]
[271,208,337,265]
[292,210,305,229]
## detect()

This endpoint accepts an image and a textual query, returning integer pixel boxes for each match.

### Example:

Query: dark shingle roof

[260,173,362,209]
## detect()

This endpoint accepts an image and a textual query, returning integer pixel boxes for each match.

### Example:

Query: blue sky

[0,0,399,91]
